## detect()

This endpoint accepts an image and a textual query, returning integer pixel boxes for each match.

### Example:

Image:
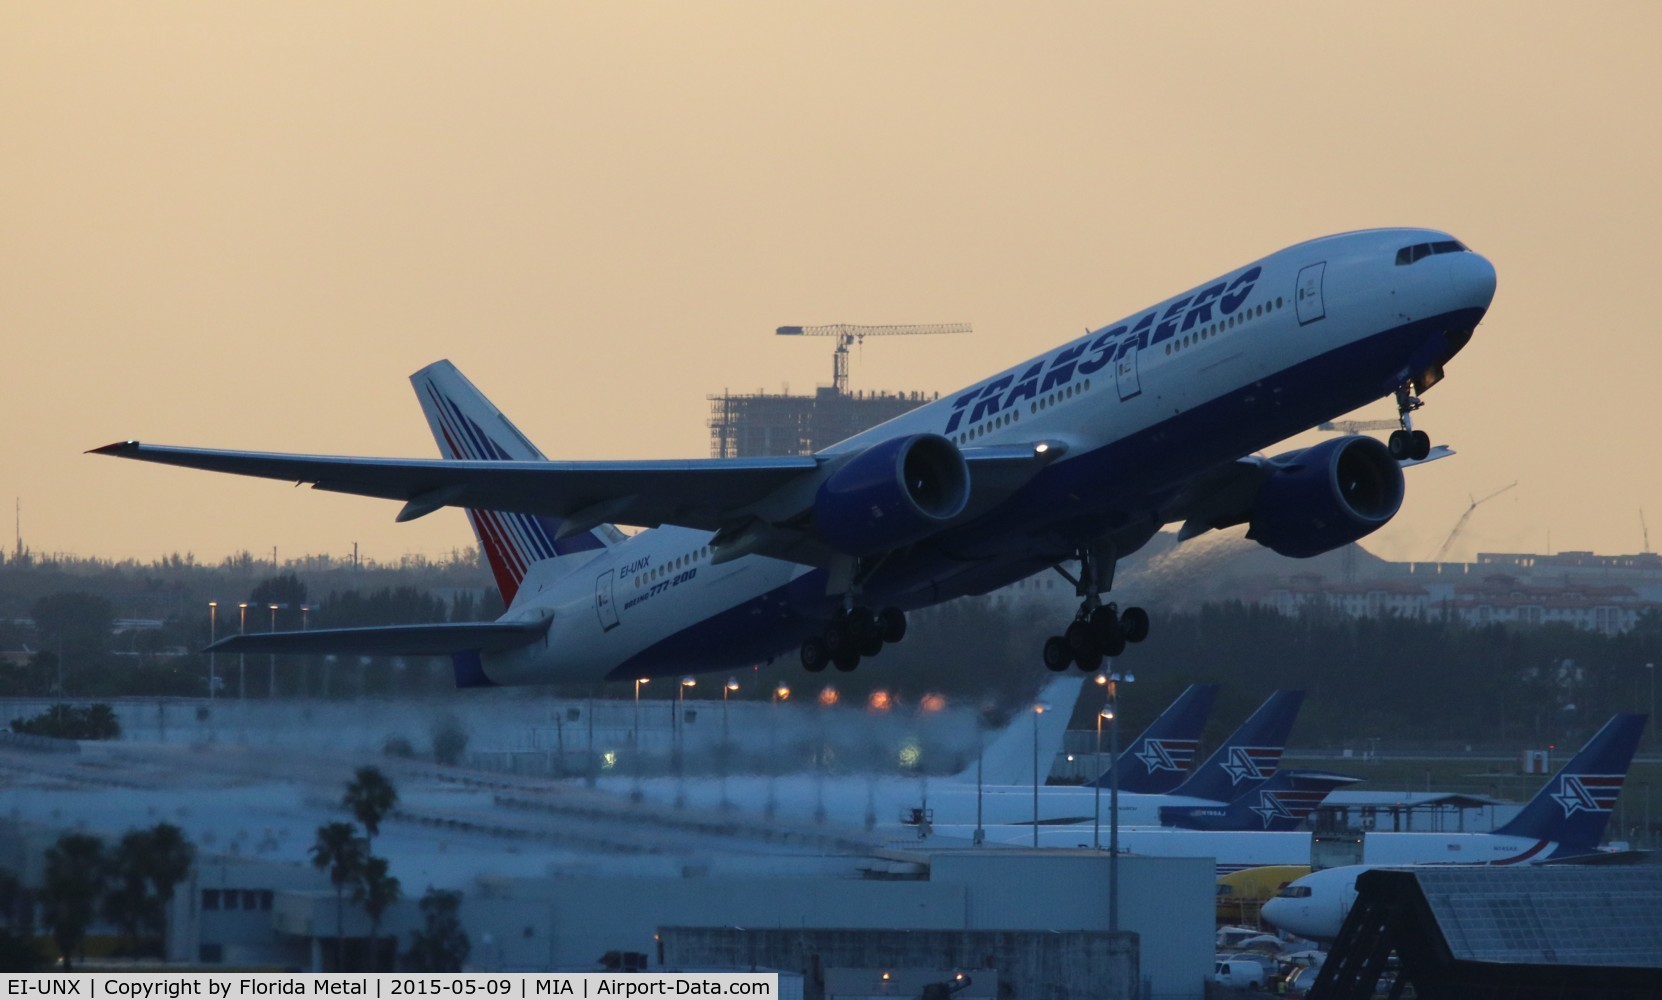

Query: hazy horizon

[5,4,1659,565]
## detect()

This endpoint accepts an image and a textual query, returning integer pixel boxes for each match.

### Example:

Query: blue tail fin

[1169,690,1306,802]
[1494,713,1647,852]
[1159,769,1361,831]
[1087,683,1220,793]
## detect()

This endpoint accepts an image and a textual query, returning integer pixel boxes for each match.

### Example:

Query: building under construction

[707,323,960,458]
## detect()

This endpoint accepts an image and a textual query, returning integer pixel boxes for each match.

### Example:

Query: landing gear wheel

[1065,620,1099,657]
[857,634,883,657]
[1410,430,1431,461]
[1388,429,1413,461]
[1075,647,1104,672]
[1100,627,1127,658]
[1120,606,1150,644]
[845,606,877,644]
[801,637,829,673]
[832,650,861,672]
[822,619,853,657]
[1042,636,1073,671]
[876,606,908,644]
[1089,605,1119,644]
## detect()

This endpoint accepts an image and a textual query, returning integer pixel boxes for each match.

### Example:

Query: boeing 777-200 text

[95,228,1497,685]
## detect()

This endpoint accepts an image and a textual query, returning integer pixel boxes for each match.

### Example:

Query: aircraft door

[595,569,620,632]
[1115,342,1143,401]
[1296,262,1327,325]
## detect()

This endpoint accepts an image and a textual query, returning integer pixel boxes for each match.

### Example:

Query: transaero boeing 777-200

[95,228,1496,685]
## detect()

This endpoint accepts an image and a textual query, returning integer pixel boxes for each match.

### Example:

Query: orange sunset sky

[4,3,1659,566]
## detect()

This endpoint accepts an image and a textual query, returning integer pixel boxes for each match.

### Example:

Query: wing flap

[204,620,550,656]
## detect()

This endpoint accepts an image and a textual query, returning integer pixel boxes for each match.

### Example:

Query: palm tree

[144,823,195,958]
[105,823,196,958]
[41,833,107,972]
[309,822,366,971]
[343,766,398,852]
[351,856,401,972]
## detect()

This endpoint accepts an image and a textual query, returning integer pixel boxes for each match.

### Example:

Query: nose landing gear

[1387,384,1432,462]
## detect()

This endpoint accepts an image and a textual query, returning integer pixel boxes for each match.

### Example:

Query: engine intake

[815,434,970,556]
[1247,435,1404,558]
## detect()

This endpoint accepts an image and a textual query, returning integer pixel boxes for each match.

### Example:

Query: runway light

[880,972,891,982]
[919,692,946,713]
[899,741,921,768]
[868,689,892,712]
[774,684,790,701]
[601,752,617,770]
[818,685,839,706]
[681,676,696,688]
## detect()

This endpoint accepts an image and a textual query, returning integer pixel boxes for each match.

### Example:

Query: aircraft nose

[1261,897,1287,929]
[1454,250,1498,311]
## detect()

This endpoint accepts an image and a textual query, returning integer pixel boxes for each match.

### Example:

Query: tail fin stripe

[430,394,542,576]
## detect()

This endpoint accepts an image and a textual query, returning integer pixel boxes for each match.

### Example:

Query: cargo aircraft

[95,229,1496,684]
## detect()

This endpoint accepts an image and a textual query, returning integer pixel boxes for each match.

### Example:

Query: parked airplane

[1260,712,1650,939]
[952,713,1647,873]
[918,690,1329,827]
[1092,682,1218,795]
[95,229,1496,681]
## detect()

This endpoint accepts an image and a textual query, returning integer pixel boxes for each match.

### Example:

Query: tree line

[0,766,469,973]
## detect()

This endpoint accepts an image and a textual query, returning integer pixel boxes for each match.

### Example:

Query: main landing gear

[800,605,907,673]
[1042,545,1149,672]
[1387,384,1432,462]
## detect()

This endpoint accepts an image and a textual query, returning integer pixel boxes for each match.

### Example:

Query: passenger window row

[1165,296,1286,356]
[637,547,711,588]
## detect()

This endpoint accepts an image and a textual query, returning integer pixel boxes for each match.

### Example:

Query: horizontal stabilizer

[205,620,549,657]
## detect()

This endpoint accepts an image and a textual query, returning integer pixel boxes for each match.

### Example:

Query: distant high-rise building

[708,385,937,458]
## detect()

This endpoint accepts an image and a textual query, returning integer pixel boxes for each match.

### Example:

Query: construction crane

[1434,481,1518,562]
[776,323,970,395]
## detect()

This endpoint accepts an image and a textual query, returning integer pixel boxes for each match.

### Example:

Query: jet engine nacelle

[1247,435,1404,559]
[815,434,970,556]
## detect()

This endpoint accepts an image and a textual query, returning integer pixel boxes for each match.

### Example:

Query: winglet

[87,441,141,456]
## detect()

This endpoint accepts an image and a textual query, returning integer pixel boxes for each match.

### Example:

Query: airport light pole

[675,677,694,808]
[722,676,739,738]
[721,677,739,810]
[1108,670,1133,933]
[207,601,218,701]
[1648,663,1656,749]
[267,603,281,698]
[766,684,788,819]
[1095,705,1112,850]
[237,603,248,700]
[634,677,649,746]
[1032,702,1048,847]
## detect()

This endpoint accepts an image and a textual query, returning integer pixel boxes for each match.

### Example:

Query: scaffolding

[708,386,939,458]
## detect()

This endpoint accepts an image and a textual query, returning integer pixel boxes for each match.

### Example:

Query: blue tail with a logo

[1159,768,1362,831]
[1168,690,1306,803]
[1087,683,1219,793]
[1493,712,1647,853]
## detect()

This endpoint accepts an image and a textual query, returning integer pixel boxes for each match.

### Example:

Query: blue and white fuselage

[99,228,1496,684]
[479,229,1494,683]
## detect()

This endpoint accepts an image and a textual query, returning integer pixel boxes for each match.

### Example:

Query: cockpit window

[1395,240,1470,265]
[1275,885,1313,898]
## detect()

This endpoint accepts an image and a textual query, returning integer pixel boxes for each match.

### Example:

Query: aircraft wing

[205,620,549,656]
[91,441,820,532]
[91,439,1066,567]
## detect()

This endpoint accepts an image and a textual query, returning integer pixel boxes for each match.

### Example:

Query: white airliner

[95,229,1496,682]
